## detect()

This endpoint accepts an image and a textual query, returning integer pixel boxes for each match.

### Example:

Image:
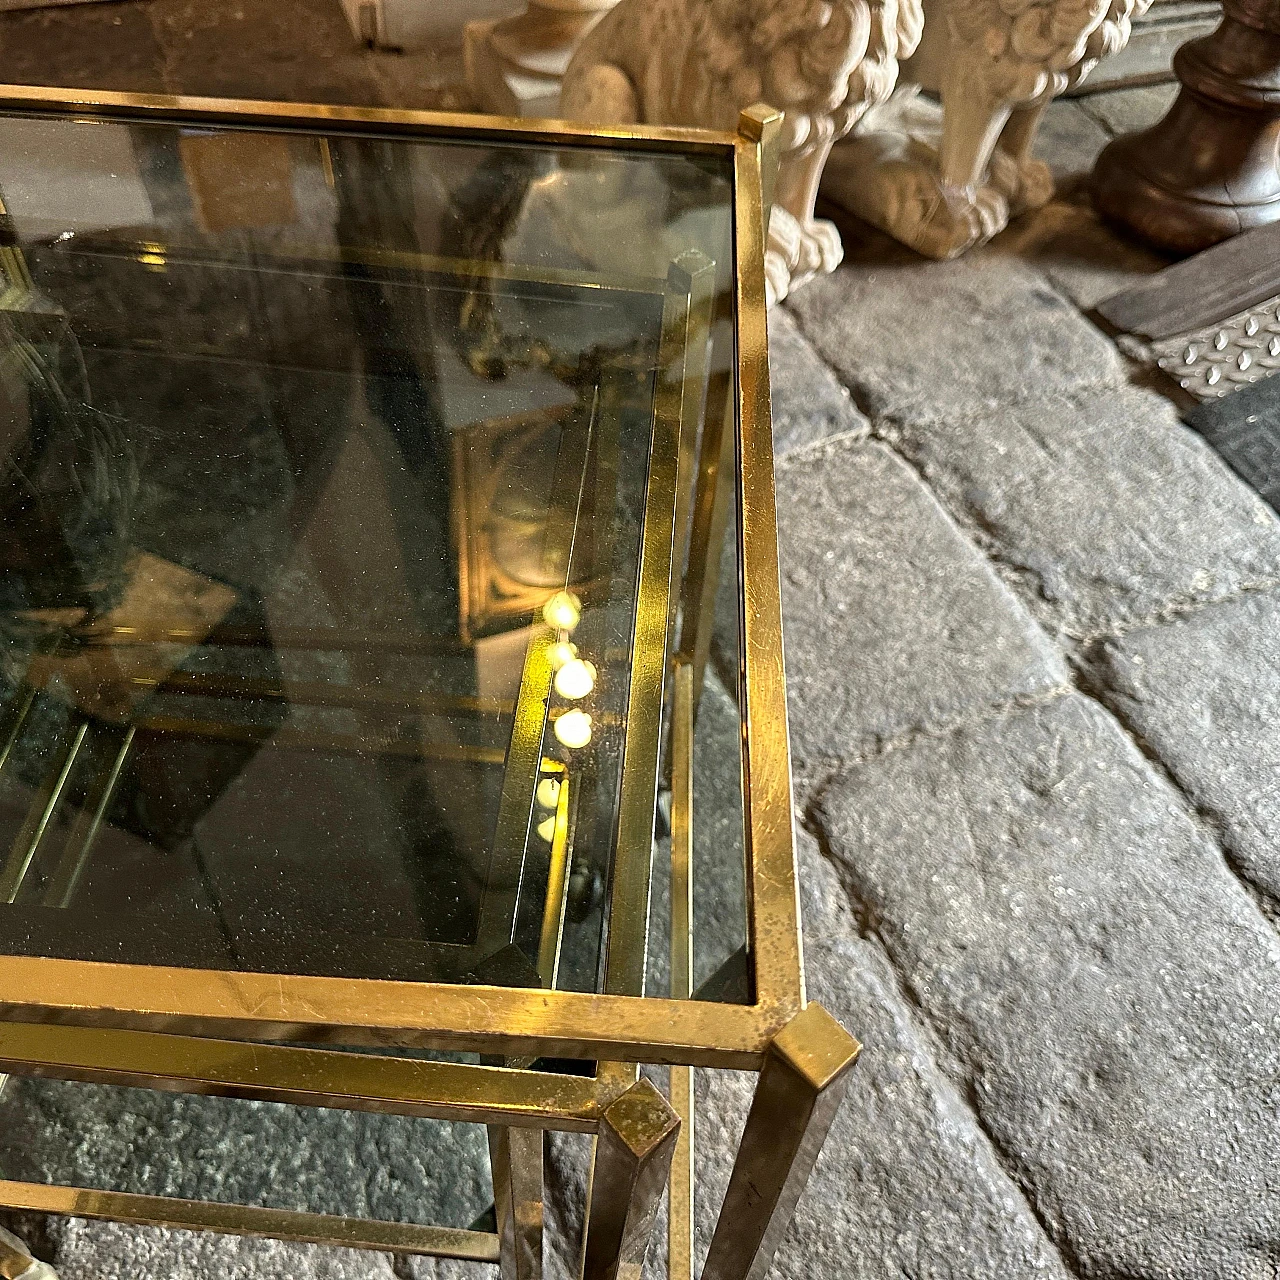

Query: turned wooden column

[1092,0,1280,253]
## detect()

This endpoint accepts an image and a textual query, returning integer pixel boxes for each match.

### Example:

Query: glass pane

[0,1073,493,1230]
[0,111,738,999]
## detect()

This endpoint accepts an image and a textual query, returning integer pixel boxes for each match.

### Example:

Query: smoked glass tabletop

[0,108,748,1007]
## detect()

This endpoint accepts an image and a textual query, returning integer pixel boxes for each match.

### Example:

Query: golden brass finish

[36,666,513,719]
[0,954,781,1065]
[667,252,718,644]
[580,1079,681,1280]
[72,233,666,298]
[75,622,468,656]
[0,1022,621,1130]
[0,1180,501,1263]
[0,86,858,1280]
[701,1005,861,1280]
[536,762,574,988]
[676,367,734,706]
[0,84,738,154]
[737,106,785,230]
[133,715,508,766]
[0,91,806,1068]
[603,260,711,1000]
[0,1225,34,1280]
[668,662,696,1280]
[483,627,557,958]
[732,127,807,1021]
[489,1125,545,1280]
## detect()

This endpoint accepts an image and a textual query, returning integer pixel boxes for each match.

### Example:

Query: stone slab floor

[2,4,1278,1279]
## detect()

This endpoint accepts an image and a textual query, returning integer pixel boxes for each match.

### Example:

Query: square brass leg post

[488,1125,545,1280]
[668,662,695,1280]
[579,1078,681,1280]
[700,1004,860,1280]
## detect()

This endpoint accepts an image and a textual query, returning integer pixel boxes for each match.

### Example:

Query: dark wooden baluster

[1092,0,1280,254]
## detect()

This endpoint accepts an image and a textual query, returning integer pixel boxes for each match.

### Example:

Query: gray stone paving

[767,308,869,457]
[693,834,1075,1280]
[3,15,1280,1280]
[813,695,1280,1280]
[1082,592,1280,919]
[881,385,1280,641]
[775,436,1066,778]
[787,251,1127,420]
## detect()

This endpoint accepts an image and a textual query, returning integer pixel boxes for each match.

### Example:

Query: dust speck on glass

[0,112,745,1003]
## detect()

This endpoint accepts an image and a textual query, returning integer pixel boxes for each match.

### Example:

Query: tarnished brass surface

[733,111,806,1022]
[0,1225,37,1280]
[701,1005,861,1280]
[0,1181,501,1263]
[580,1079,680,1280]
[489,1125,545,1280]
[668,664,696,1280]
[0,955,782,1066]
[0,1022,620,1130]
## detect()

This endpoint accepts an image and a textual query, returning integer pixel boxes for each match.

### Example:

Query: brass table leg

[488,1125,545,1280]
[700,1004,860,1280]
[668,663,696,1280]
[579,1078,680,1280]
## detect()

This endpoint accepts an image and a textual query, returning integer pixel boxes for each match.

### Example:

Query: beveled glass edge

[0,99,803,1071]
[0,83,738,154]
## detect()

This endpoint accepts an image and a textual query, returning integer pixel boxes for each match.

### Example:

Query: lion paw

[989,152,1055,217]
[874,159,1009,259]
[766,208,844,304]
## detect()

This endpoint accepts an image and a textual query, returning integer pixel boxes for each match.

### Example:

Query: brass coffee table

[0,87,859,1280]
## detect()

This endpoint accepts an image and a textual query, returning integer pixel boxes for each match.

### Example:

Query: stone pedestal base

[465,2,615,119]
[823,90,1054,261]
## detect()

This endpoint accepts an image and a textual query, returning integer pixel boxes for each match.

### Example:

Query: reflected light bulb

[536,815,556,843]
[536,778,561,809]
[554,658,596,700]
[542,590,581,631]
[554,709,592,749]
[547,640,578,671]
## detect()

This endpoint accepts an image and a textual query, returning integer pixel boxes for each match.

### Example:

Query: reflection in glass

[0,110,740,1003]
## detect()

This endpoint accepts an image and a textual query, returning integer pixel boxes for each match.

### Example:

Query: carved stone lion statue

[827,0,1153,258]
[557,0,1150,290]
[561,0,925,303]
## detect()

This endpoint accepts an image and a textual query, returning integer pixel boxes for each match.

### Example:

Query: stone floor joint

[798,798,1089,1280]
[1071,655,1280,937]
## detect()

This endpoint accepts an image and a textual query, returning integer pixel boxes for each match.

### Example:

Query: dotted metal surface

[1154,293,1280,401]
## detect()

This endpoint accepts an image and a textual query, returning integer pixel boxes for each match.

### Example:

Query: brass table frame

[0,87,861,1280]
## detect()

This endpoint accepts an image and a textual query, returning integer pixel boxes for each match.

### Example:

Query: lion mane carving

[825,0,1153,259]
[560,0,1151,282]
[562,0,925,303]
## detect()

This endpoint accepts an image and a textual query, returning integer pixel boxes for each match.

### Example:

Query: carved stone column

[465,0,619,118]
[1092,0,1280,253]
